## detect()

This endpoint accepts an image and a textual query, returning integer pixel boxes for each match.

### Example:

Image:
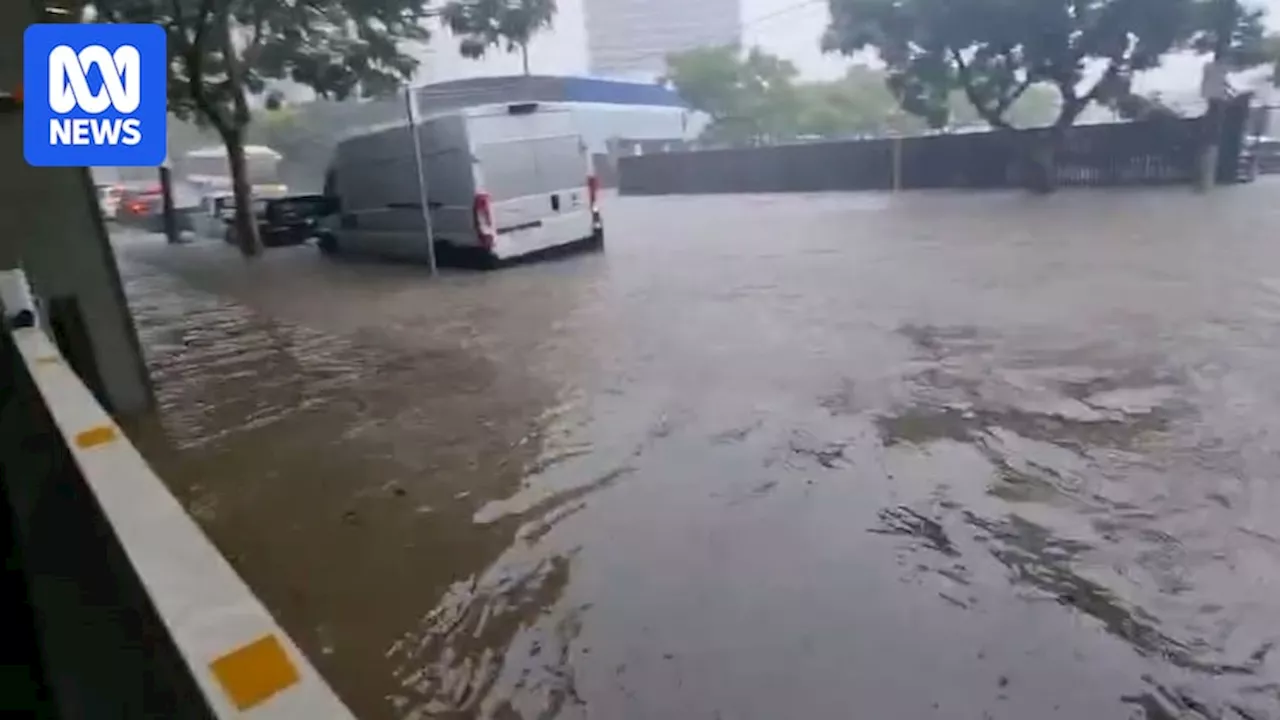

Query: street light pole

[405,86,438,276]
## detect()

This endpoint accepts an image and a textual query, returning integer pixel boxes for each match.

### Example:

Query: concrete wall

[0,0,152,415]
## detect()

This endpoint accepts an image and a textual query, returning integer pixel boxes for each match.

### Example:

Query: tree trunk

[1023,129,1059,194]
[1198,98,1227,192]
[1023,104,1082,194]
[216,11,261,257]
[221,127,262,257]
[521,44,530,75]
[158,165,180,244]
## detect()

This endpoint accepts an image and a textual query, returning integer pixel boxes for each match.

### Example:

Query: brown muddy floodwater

[115,183,1280,719]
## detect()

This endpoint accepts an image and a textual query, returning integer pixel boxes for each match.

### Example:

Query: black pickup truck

[219,194,337,248]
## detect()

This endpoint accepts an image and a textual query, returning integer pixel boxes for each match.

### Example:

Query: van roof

[336,101,574,143]
[186,145,282,159]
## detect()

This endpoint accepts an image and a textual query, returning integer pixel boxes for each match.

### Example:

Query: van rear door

[527,134,594,244]
[472,138,544,251]
[470,107,593,259]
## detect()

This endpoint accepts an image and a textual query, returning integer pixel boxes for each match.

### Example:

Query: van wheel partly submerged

[317,233,339,255]
[585,228,605,251]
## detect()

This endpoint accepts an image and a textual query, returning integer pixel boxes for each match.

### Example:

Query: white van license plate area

[491,211,593,259]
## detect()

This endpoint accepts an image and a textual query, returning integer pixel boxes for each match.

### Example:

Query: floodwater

[116,183,1280,719]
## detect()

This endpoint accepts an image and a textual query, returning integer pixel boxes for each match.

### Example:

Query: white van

[323,101,603,266]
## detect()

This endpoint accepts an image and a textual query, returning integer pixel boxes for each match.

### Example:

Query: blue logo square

[24,24,167,167]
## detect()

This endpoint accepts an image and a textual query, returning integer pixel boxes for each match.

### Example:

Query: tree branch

[185,0,232,134]
[216,2,252,130]
[168,0,192,53]
[1082,59,1120,105]
[950,48,1013,130]
[241,3,269,69]
[996,77,1033,116]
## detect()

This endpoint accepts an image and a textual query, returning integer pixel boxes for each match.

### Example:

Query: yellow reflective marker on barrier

[34,356,59,365]
[74,425,117,448]
[210,634,301,711]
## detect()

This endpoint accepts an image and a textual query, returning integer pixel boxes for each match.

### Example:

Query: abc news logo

[24,24,165,167]
[48,44,143,146]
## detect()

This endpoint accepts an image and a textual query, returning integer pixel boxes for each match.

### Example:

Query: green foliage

[1240,32,1280,86]
[665,47,1060,144]
[442,0,557,74]
[1186,0,1270,66]
[89,0,431,134]
[664,45,802,144]
[821,0,1255,131]
[790,67,918,137]
[1110,92,1182,122]
[87,0,431,254]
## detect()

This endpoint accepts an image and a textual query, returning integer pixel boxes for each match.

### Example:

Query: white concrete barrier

[12,327,356,717]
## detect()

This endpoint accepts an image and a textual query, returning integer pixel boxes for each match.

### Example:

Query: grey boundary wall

[620,97,1251,196]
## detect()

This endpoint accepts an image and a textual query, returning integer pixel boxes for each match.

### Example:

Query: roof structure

[411,75,685,114]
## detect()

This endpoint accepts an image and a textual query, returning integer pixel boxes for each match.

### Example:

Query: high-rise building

[585,0,743,79]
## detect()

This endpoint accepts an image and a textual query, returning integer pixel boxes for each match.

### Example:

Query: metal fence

[619,96,1251,195]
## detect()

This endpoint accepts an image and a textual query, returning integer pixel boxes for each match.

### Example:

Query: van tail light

[473,192,495,249]
[587,175,599,210]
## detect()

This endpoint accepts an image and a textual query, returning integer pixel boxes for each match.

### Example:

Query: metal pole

[405,86,438,276]
[890,91,904,192]
[892,136,903,192]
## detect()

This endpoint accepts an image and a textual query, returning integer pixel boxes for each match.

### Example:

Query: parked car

[114,180,202,234]
[1239,145,1260,183]
[192,192,234,239]
[220,194,337,249]
[1251,136,1280,175]
[96,184,121,221]
[115,182,163,225]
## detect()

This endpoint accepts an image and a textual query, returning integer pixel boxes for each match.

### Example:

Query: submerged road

[116,184,1280,719]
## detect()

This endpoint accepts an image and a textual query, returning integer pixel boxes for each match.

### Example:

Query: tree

[791,67,1058,138]
[665,45,802,145]
[667,49,1059,144]
[791,67,920,137]
[441,0,556,75]
[822,0,1241,190]
[87,0,431,255]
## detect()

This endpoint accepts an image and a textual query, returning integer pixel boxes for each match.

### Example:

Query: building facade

[585,0,743,79]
